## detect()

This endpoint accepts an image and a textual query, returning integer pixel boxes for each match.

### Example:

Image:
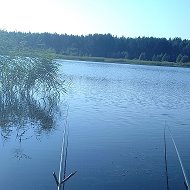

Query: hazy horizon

[0,0,190,39]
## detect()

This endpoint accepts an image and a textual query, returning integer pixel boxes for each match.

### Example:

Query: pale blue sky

[0,0,189,39]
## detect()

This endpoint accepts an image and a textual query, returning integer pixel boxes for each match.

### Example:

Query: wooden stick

[53,172,59,187]
[58,129,66,190]
[61,171,77,184]
[63,123,69,190]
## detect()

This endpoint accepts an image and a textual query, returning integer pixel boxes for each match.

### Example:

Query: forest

[0,30,190,63]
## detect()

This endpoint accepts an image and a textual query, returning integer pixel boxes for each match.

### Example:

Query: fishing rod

[62,119,70,190]
[53,128,77,190]
[167,127,190,190]
[53,105,77,190]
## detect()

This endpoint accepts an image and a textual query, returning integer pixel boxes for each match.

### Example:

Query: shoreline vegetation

[0,30,190,68]
[2,49,190,68]
[54,54,190,68]
[0,56,66,139]
[1,50,190,68]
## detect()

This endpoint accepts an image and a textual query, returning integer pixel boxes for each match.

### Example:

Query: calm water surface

[1,60,190,190]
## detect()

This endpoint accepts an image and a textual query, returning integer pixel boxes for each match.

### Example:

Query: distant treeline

[0,30,190,63]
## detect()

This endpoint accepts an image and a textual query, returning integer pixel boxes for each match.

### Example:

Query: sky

[0,0,190,39]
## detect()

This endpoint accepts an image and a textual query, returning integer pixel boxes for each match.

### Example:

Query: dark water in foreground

[1,60,190,190]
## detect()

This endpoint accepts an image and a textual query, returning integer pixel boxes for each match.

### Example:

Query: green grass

[1,49,190,68]
[54,54,190,68]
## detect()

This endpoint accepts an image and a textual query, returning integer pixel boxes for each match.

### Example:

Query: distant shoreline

[54,54,190,68]
[1,51,190,68]
[1,30,190,67]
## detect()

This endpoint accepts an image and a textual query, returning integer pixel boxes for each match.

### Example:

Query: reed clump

[0,56,66,137]
[0,56,65,102]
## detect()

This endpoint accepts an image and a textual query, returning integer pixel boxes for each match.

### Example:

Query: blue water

[1,60,190,190]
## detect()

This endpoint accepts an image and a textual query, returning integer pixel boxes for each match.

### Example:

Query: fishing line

[164,124,170,190]
[168,127,190,190]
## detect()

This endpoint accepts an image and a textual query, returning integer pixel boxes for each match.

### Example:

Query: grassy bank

[54,54,190,68]
[1,49,190,68]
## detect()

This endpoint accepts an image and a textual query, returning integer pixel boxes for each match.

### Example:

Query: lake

[1,60,190,190]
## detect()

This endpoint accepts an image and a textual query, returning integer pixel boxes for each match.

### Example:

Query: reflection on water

[59,60,190,190]
[0,56,65,141]
[0,56,72,190]
[1,59,190,190]
[12,148,32,160]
